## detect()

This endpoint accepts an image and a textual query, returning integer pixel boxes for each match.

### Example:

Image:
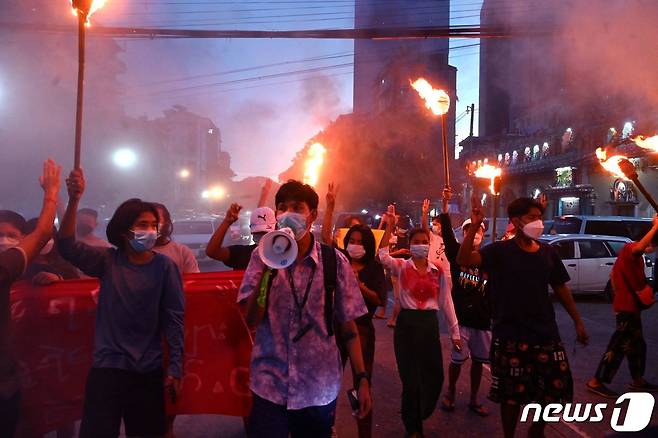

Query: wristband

[355,372,370,385]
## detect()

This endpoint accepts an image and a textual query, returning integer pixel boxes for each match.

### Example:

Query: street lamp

[201,186,226,200]
[179,168,191,179]
[112,148,137,169]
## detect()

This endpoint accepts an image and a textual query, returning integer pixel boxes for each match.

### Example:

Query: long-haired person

[378,205,460,438]
[57,169,185,438]
[339,224,386,438]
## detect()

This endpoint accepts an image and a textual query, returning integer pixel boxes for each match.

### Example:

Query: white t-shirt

[429,232,452,282]
[153,241,200,274]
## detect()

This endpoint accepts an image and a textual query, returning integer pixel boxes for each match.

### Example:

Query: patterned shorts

[489,338,573,406]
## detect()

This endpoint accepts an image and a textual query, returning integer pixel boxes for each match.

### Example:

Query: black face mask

[76,223,94,237]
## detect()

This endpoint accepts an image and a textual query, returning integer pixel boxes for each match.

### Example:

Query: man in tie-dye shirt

[238,180,372,438]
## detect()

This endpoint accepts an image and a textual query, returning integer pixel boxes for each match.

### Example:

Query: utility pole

[468,103,475,137]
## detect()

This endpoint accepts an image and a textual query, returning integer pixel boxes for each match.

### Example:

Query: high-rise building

[352,0,459,196]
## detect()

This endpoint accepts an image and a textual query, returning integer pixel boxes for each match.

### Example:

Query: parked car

[171,218,218,263]
[548,215,653,240]
[539,234,653,301]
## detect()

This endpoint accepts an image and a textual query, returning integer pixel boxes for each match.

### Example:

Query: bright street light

[179,168,190,179]
[201,186,226,200]
[112,148,137,169]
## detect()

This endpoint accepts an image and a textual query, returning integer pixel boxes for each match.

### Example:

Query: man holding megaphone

[238,180,373,438]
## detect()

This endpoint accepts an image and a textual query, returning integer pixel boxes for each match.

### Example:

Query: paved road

[163,295,658,438]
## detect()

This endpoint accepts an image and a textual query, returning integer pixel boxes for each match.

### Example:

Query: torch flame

[410,78,450,116]
[633,135,658,152]
[70,0,108,24]
[595,147,631,180]
[474,164,502,195]
[303,142,326,187]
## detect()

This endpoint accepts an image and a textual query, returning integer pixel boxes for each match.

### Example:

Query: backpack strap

[320,243,338,337]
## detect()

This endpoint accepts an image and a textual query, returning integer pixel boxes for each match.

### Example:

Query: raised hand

[65,168,85,202]
[326,182,339,210]
[224,203,242,224]
[39,159,61,200]
[470,193,484,226]
[442,187,452,214]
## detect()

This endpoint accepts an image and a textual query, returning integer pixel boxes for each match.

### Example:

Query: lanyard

[287,264,316,342]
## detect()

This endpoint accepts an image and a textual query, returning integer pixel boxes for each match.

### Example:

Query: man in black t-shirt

[457,196,589,438]
[438,188,491,417]
[206,205,276,270]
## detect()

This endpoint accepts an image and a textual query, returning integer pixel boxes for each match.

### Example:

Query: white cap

[250,207,276,234]
[462,218,486,230]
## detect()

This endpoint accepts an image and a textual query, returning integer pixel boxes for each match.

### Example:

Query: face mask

[431,225,441,235]
[40,239,55,255]
[347,244,366,260]
[410,244,430,259]
[277,212,309,240]
[76,223,94,237]
[473,234,483,247]
[129,229,157,252]
[0,236,20,253]
[521,220,544,240]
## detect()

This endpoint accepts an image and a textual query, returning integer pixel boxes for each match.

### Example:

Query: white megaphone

[258,227,299,269]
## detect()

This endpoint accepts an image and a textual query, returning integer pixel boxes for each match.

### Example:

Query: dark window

[604,240,626,256]
[577,240,611,259]
[624,221,652,241]
[552,217,582,234]
[584,220,628,237]
[552,240,575,260]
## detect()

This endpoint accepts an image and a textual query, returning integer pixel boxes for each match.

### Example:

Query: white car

[171,219,217,263]
[539,234,653,301]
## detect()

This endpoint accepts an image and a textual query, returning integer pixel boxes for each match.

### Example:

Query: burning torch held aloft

[473,164,503,243]
[596,134,658,212]
[69,0,109,169]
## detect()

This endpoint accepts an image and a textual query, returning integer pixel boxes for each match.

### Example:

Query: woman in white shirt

[378,205,460,438]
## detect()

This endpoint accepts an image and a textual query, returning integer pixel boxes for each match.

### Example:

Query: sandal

[441,396,455,412]
[586,382,619,399]
[629,381,658,393]
[468,403,489,417]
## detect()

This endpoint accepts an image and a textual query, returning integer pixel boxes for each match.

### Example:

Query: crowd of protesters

[1,160,657,438]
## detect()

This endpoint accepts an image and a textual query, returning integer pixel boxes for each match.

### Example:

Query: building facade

[353,0,459,193]
[460,0,658,219]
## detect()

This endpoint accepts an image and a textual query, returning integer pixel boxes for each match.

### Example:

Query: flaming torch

[70,0,108,169]
[474,164,503,242]
[596,147,658,212]
[411,78,451,188]
[303,142,326,187]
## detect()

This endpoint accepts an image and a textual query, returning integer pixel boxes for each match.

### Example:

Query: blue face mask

[129,229,157,252]
[277,212,309,241]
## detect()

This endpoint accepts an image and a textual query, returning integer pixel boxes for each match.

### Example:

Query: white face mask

[346,244,366,260]
[410,244,430,259]
[430,225,441,235]
[277,212,309,241]
[473,233,483,247]
[0,236,20,253]
[40,238,55,255]
[522,220,544,240]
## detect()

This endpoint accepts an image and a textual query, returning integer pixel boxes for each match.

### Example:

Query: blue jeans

[246,393,337,438]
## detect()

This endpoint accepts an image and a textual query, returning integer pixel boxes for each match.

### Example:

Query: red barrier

[9,271,251,436]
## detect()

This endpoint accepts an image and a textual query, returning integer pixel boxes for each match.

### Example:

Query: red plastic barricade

[9,271,251,436]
